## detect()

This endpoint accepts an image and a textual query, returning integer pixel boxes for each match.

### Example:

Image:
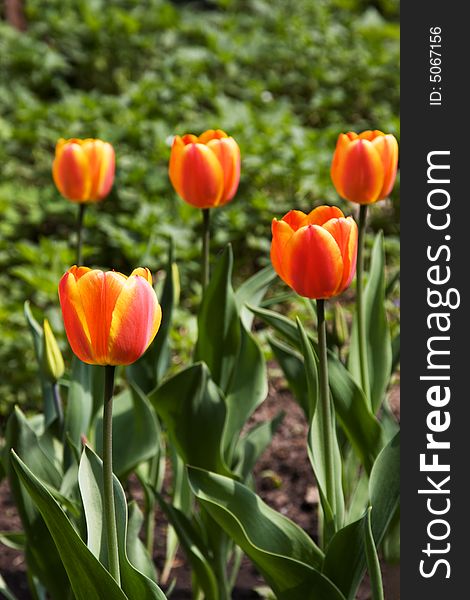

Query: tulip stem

[357,204,371,408]
[201,208,211,289]
[76,203,86,265]
[52,382,64,434]
[103,365,121,585]
[316,299,336,522]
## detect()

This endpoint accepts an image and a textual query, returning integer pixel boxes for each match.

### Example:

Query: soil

[0,369,400,599]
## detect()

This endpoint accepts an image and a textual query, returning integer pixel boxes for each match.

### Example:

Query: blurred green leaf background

[0,0,399,414]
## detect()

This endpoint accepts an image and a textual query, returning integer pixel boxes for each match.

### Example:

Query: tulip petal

[178,143,224,208]
[198,129,228,143]
[306,205,344,226]
[333,139,385,204]
[74,270,125,364]
[108,277,162,365]
[281,210,308,231]
[58,272,94,363]
[53,143,92,201]
[130,267,153,284]
[270,218,296,284]
[323,217,358,293]
[207,137,241,204]
[82,140,115,201]
[372,134,399,198]
[284,225,343,298]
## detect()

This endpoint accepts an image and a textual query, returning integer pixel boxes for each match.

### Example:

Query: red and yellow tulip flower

[169,129,240,209]
[331,130,398,204]
[53,138,115,203]
[58,267,161,366]
[271,206,358,299]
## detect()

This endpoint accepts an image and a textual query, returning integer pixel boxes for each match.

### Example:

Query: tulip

[169,129,240,209]
[270,205,358,299]
[330,130,398,205]
[52,138,115,203]
[58,266,161,366]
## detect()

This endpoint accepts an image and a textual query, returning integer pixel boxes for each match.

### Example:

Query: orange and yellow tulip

[169,129,240,209]
[58,266,161,366]
[53,138,115,203]
[331,130,398,204]
[271,206,358,299]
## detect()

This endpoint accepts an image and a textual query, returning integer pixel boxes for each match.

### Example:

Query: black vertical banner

[401,3,469,598]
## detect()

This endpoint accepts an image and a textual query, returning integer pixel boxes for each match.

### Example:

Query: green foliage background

[0,0,399,413]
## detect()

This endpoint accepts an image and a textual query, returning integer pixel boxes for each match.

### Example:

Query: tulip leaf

[349,232,392,412]
[78,446,166,599]
[94,385,159,477]
[24,301,57,427]
[127,239,177,393]
[127,501,158,582]
[149,362,232,477]
[364,508,384,600]
[233,412,284,482]
[235,265,276,330]
[188,467,348,600]
[224,324,268,459]
[269,336,311,417]
[297,319,344,539]
[0,573,18,600]
[195,244,241,393]
[64,356,93,469]
[155,491,218,600]
[323,433,400,599]
[0,531,26,551]
[10,451,128,600]
[263,311,382,474]
[3,409,69,600]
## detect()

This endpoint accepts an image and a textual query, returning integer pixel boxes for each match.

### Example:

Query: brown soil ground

[0,371,400,599]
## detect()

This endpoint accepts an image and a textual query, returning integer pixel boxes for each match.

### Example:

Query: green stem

[356,204,371,408]
[76,203,86,265]
[103,365,120,584]
[316,299,335,516]
[144,456,158,556]
[52,382,64,433]
[201,208,210,290]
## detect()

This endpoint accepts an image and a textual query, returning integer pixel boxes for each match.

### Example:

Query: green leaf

[94,385,159,477]
[64,357,93,469]
[3,410,69,600]
[127,240,177,393]
[235,265,276,330]
[11,451,128,600]
[188,467,347,600]
[150,363,231,477]
[349,232,392,412]
[269,336,310,417]
[127,502,158,582]
[254,307,383,473]
[323,433,400,599]
[78,446,167,599]
[224,324,268,459]
[24,301,57,427]
[364,508,384,600]
[297,319,344,538]
[195,244,241,392]
[156,492,218,600]
[0,531,25,551]
[233,412,284,482]
[0,573,18,600]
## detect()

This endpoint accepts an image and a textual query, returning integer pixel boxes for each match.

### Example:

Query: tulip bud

[270,206,358,299]
[58,266,162,366]
[331,303,348,349]
[331,130,398,205]
[42,319,65,382]
[169,129,240,209]
[52,138,115,203]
